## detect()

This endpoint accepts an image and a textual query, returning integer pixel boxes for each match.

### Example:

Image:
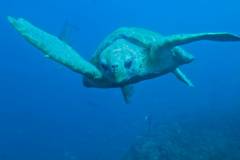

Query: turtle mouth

[114,76,124,83]
[106,71,126,83]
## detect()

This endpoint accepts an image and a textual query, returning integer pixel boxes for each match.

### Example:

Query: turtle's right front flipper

[164,32,240,48]
[7,16,103,80]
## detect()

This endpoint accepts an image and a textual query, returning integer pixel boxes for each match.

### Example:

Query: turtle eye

[124,59,133,69]
[101,63,108,71]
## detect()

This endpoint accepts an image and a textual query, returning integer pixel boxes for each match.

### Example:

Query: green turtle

[7,16,240,103]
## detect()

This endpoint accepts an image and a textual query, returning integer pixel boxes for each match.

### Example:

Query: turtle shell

[90,27,163,66]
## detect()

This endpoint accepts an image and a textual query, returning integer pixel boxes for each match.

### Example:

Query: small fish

[58,19,79,45]
[145,114,153,135]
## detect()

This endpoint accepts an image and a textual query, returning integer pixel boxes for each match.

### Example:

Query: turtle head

[98,41,137,84]
[99,49,135,84]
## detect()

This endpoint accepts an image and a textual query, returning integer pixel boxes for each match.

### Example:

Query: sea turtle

[7,16,240,103]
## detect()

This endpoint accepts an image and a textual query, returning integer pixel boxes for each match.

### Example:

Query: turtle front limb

[7,16,103,80]
[164,32,240,48]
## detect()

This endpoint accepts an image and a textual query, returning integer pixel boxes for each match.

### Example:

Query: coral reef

[123,122,240,160]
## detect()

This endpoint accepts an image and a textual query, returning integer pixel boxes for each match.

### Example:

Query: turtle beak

[110,64,118,72]
[106,64,126,83]
[114,75,124,83]
[109,65,120,80]
[111,71,125,83]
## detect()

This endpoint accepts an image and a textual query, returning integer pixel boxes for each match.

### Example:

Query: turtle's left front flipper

[164,32,240,48]
[7,16,102,80]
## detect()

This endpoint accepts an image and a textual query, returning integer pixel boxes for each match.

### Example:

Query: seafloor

[123,118,240,160]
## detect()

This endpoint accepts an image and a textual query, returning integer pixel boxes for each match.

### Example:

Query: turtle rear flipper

[121,85,134,104]
[7,16,102,80]
[164,32,240,48]
[172,47,194,65]
[173,68,194,87]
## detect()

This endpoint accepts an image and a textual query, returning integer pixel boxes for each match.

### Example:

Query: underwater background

[1,0,240,159]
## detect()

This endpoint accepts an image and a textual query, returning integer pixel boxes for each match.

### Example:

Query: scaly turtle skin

[7,17,240,103]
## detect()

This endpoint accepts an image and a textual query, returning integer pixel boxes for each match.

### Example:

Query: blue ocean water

[0,0,240,159]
